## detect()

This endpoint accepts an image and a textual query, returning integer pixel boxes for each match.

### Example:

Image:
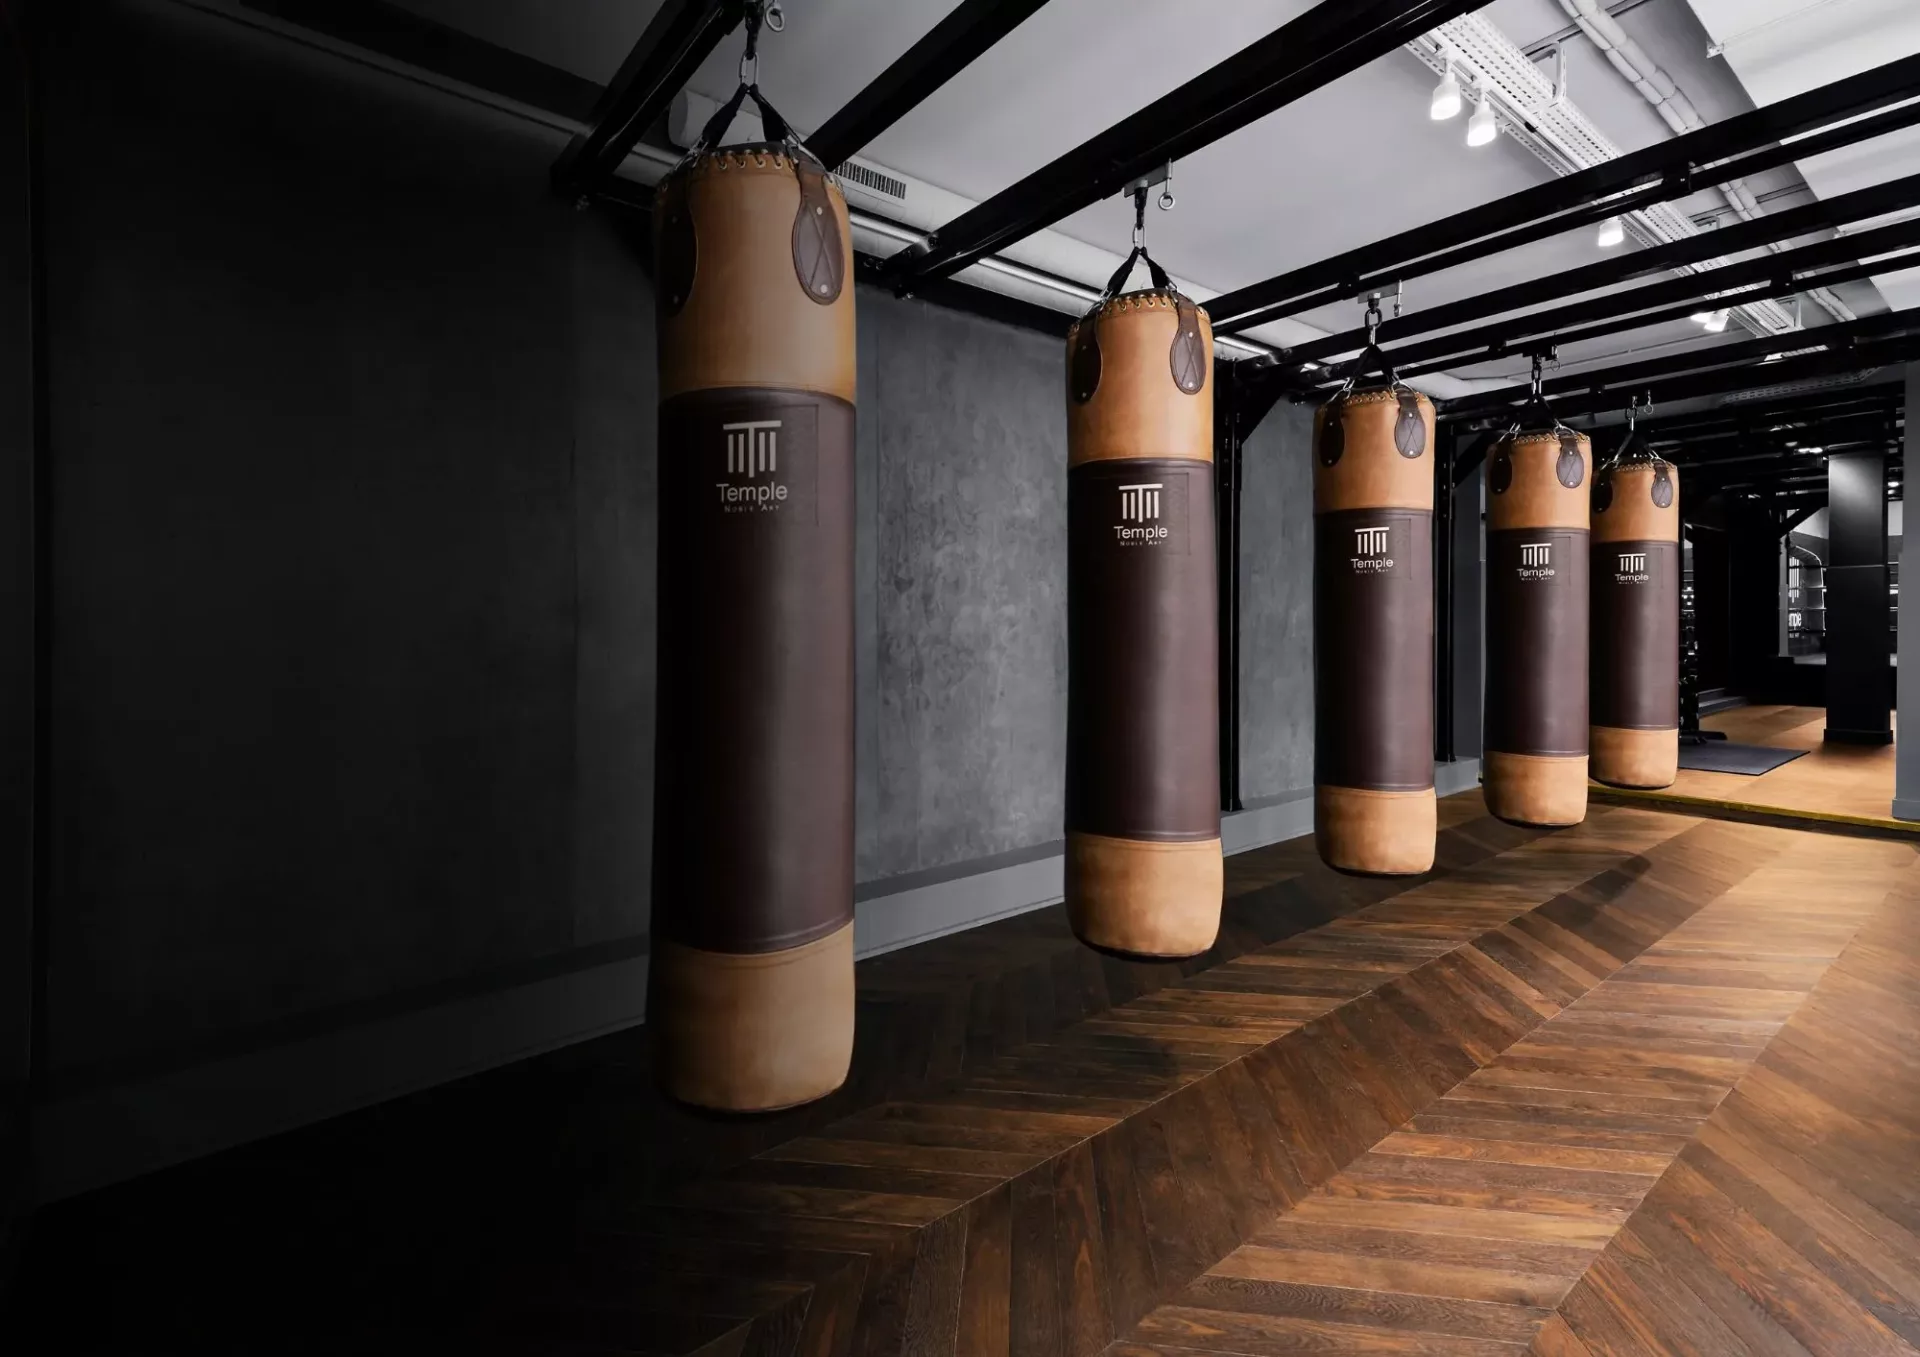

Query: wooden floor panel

[1122,833,1914,1357]
[1544,846,1920,1357]
[511,812,1789,1354]
[20,802,1920,1357]
[1598,704,1907,837]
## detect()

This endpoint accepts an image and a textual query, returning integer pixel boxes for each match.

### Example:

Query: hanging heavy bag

[1313,351,1436,875]
[1064,223,1221,959]
[648,59,857,1112]
[1591,452,1681,789]
[1484,426,1591,827]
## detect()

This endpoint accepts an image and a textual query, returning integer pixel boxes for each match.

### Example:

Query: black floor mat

[1677,741,1809,775]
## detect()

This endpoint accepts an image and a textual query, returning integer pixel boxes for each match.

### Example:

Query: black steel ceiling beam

[1444,333,1920,426]
[1282,169,1920,365]
[1362,217,1920,381]
[552,0,746,194]
[881,0,1484,287]
[1389,248,1920,382]
[1439,308,1920,418]
[809,0,1053,170]
[1640,390,1902,441]
[1206,51,1920,332]
[1262,240,1920,397]
[1573,313,1920,398]
[1221,97,1920,333]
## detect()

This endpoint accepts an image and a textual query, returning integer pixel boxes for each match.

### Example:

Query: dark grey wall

[42,2,658,1079]
[39,0,1089,1086]
[2,0,40,1237]
[1237,402,1315,804]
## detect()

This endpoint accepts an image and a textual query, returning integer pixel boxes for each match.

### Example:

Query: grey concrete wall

[858,292,1069,880]
[1237,402,1316,804]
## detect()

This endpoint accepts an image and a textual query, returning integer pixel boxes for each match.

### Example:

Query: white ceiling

[1683,0,1920,312]
[386,0,1904,387]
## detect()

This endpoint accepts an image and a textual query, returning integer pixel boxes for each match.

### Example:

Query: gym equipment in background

[1590,401,1680,789]
[1312,296,1436,875]
[1064,183,1221,958]
[648,18,857,1113]
[1484,361,1591,828]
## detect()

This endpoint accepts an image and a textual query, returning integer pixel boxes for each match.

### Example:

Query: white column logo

[1354,526,1389,555]
[723,420,781,477]
[1118,483,1163,521]
[1521,542,1551,567]
[1619,552,1647,573]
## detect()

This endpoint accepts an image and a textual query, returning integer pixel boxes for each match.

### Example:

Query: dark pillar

[1451,460,1483,760]
[1727,500,1782,701]
[1897,367,1920,817]
[1826,451,1892,744]
[1689,525,1728,694]
[1,0,43,1266]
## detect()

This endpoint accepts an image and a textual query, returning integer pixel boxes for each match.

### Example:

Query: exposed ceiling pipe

[1553,0,1856,323]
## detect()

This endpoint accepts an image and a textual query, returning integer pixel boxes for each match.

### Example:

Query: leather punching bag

[648,140,856,1112]
[1313,387,1437,874]
[1484,429,1591,827]
[1065,287,1222,957]
[1591,461,1681,788]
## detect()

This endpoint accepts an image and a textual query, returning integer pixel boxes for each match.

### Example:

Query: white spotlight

[1704,308,1731,332]
[1466,86,1497,147]
[1431,67,1462,120]
[1596,215,1624,248]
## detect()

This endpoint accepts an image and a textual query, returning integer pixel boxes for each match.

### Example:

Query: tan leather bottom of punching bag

[1316,786,1436,876]
[651,923,855,1113]
[1067,831,1222,958]
[1590,725,1679,790]
[1485,751,1589,827]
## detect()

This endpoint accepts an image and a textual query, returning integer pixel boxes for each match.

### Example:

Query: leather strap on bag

[680,5,844,307]
[1072,188,1203,404]
[657,172,697,318]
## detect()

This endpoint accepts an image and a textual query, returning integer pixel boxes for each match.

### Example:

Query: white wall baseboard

[35,761,1483,1203]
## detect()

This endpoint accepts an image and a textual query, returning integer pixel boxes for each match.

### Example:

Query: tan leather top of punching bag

[1594,462,1680,543]
[1314,388,1434,513]
[1067,291,1213,466]
[1489,430,1591,530]
[656,147,856,403]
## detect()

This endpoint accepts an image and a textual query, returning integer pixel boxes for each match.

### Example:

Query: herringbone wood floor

[14,795,1920,1357]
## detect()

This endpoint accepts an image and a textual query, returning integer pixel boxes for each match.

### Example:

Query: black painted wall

[1,0,40,1259]
[37,1,661,1084]
[30,0,1105,1103]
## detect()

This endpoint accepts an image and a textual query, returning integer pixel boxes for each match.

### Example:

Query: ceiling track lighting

[1596,214,1624,248]
[1430,47,1462,120]
[1466,77,1497,148]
